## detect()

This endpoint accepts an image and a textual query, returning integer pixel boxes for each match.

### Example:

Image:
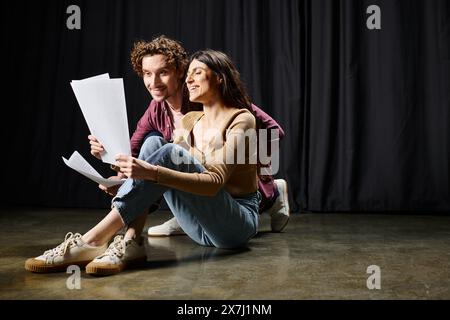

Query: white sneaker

[86,235,146,276]
[25,232,107,273]
[147,217,186,237]
[265,179,290,232]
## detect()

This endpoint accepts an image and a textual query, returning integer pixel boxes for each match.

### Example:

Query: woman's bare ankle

[81,235,107,247]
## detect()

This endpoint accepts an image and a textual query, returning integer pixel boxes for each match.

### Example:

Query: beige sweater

[156,108,257,197]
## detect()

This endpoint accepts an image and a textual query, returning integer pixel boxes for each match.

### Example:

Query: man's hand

[115,154,158,181]
[88,135,104,160]
[99,175,124,196]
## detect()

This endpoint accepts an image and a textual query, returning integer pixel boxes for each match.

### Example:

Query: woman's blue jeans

[112,133,260,249]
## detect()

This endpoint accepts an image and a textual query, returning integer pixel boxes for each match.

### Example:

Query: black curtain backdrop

[2,0,449,212]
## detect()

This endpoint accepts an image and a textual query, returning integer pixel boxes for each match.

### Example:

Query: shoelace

[98,235,125,259]
[43,232,83,261]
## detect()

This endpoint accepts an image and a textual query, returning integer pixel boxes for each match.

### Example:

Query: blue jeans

[112,134,260,249]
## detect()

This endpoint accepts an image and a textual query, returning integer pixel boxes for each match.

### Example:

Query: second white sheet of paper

[71,74,131,164]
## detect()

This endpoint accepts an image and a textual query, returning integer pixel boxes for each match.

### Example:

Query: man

[90,35,290,235]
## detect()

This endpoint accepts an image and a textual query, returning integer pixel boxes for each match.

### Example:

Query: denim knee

[143,143,195,168]
[138,135,166,160]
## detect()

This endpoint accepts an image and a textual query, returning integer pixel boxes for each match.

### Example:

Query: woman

[25,50,259,276]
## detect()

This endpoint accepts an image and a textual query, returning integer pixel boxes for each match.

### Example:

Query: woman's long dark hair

[188,49,252,111]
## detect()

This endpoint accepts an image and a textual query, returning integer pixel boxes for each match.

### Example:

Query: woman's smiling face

[185,59,221,104]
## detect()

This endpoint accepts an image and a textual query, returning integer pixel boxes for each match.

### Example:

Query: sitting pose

[91,36,289,236]
[25,49,262,276]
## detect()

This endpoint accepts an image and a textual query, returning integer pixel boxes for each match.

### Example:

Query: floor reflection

[145,235,249,268]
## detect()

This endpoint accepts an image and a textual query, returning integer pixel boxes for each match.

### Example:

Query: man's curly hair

[130,35,188,77]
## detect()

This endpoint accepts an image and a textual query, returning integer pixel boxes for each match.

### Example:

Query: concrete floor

[0,207,449,299]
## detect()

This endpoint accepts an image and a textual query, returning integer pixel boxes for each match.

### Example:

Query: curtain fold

[3,0,449,211]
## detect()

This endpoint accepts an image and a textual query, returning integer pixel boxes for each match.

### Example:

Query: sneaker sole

[24,258,92,273]
[272,179,290,232]
[147,230,186,237]
[86,257,147,276]
[273,215,290,233]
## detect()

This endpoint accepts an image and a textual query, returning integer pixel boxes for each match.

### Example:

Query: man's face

[142,54,182,102]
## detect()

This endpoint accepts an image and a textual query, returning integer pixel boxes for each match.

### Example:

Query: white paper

[62,151,124,187]
[71,73,110,83]
[71,74,130,164]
